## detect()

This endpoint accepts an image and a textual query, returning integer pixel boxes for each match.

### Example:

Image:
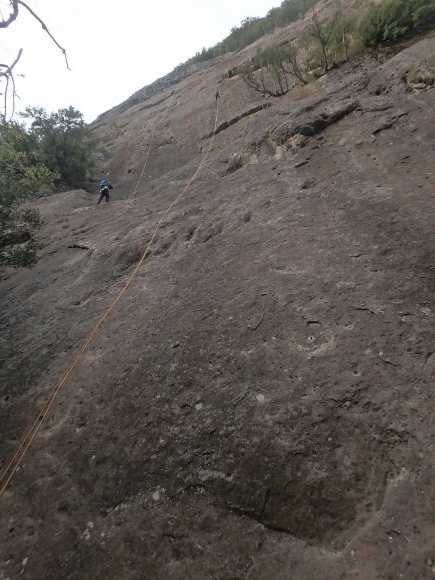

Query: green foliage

[0,124,52,202]
[21,105,93,188]
[305,13,339,73]
[330,13,357,62]
[239,45,291,97]
[238,9,359,96]
[359,0,435,47]
[0,105,92,269]
[187,0,319,65]
[268,0,318,27]
[238,43,308,97]
[414,3,435,26]
[238,42,308,96]
[0,123,55,268]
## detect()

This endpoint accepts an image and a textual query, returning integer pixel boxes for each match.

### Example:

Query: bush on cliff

[359,0,435,47]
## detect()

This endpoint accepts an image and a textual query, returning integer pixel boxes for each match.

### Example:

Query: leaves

[187,0,319,65]
[359,0,435,47]
[21,106,93,188]
[238,40,314,97]
[0,122,54,268]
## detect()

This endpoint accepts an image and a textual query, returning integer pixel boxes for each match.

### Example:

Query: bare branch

[0,1,70,122]
[16,0,70,69]
[307,10,338,74]
[0,48,23,121]
[10,71,17,118]
[4,74,9,120]
[0,47,23,75]
[0,0,18,28]
[284,45,308,85]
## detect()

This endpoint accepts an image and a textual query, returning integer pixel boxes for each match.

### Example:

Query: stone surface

[1,12,435,580]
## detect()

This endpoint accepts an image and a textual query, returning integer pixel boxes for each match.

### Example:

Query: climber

[98,179,113,204]
[215,90,220,101]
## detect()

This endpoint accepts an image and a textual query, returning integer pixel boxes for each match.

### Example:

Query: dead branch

[0,48,23,121]
[0,47,24,75]
[16,0,70,70]
[0,0,19,28]
[0,1,70,121]
[3,75,9,119]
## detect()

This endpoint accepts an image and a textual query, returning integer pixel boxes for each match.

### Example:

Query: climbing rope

[0,94,220,497]
[131,92,176,199]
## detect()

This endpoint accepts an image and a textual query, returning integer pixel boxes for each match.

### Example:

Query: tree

[239,46,290,97]
[306,12,338,74]
[0,1,71,269]
[286,42,310,85]
[332,13,357,62]
[0,106,92,269]
[0,123,56,268]
[239,42,308,97]
[22,106,93,188]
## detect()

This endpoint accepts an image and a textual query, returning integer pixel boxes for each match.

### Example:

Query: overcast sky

[0,0,282,122]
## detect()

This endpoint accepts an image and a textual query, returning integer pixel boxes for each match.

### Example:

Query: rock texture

[1,6,435,580]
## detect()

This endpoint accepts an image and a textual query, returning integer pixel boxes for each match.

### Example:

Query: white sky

[0,0,282,122]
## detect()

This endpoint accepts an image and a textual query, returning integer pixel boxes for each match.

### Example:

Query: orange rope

[0,98,220,497]
[131,93,175,199]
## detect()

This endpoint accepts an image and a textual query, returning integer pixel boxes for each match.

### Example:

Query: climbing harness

[0,91,221,497]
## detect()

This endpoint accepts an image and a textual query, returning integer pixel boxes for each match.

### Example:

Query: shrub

[187,0,319,65]
[238,42,308,97]
[305,13,338,73]
[0,123,55,268]
[414,3,435,27]
[359,0,435,47]
[330,13,358,62]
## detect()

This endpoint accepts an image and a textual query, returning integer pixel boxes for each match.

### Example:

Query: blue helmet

[100,179,110,186]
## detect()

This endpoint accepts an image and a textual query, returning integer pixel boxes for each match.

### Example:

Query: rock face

[1,6,435,579]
